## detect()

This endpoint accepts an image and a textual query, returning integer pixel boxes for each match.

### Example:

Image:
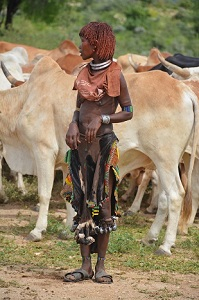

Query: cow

[182,155,199,234]
[0,57,27,200]
[56,53,91,75]
[117,48,171,73]
[0,48,27,89]
[123,161,188,216]
[155,54,199,234]
[123,53,199,219]
[121,168,145,202]
[10,42,81,78]
[0,57,77,242]
[117,53,147,73]
[0,40,49,61]
[0,39,79,62]
[20,53,88,78]
[150,53,199,74]
[114,71,199,255]
[1,57,199,257]
[0,46,29,66]
[123,169,158,214]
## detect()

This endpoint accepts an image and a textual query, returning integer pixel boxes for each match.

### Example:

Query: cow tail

[179,90,199,232]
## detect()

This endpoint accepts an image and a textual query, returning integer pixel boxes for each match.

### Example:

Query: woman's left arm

[109,72,133,123]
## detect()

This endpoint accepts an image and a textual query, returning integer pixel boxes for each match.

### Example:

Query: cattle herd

[0,39,199,257]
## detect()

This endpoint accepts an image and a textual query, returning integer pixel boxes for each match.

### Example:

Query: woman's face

[79,36,95,60]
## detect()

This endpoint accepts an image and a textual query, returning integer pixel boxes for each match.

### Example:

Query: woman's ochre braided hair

[79,22,115,61]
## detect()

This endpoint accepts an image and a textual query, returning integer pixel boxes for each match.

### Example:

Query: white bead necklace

[90,60,111,70]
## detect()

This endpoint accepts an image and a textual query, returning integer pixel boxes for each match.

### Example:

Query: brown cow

[120,47,172,73]
[0,39,79,62]
[56,53,91,75]
[117,53,147,73]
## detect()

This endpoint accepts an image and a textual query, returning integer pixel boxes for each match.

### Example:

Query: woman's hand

[85,116,102,143]
[65,122,80,149]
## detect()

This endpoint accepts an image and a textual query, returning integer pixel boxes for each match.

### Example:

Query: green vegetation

[0,0,198,57]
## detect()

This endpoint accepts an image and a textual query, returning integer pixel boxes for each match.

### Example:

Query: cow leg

[157,185,184,256]
[186,167,199,231]
[179,193,199,235]
[10,170,27,195]
[178,158,199,234]
[145,184,158,213]
[125,169,152,215]
[121,173,137,202]
[121,169,143,202]
[28,195,52,241]
[141,189,167,245]
[142,168,185,256]
[28,162,76,242]
[145,170,159,213]
[0,142,8,203]
[0,167,8,203]
[17,172,27,194]
[27,153,56,241]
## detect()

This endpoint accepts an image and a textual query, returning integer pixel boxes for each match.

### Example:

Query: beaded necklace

[90,60,111,70]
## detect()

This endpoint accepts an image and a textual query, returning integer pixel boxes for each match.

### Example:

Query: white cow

[0,54,28,200]
[156,54,199,234]
[0,47,29,84]
[0,46,29,65]
[1,57,198,257]
[114,71,199,256]
[0,53,25,89]
[122,58,199,231]
[0,57,77,241]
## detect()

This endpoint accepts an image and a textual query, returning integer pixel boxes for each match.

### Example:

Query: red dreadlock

[79,22,115,61]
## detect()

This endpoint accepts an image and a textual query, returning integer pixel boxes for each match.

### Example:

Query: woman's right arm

[65,94,81,150]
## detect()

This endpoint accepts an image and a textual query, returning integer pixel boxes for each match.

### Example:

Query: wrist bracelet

[101,115,110,124]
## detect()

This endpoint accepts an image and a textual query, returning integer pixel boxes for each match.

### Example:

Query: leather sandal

[63,268,94,282]
[95,269,113,284]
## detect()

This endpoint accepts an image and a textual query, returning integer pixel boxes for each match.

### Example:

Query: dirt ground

[0,265,198,300]
[0,205,198,300]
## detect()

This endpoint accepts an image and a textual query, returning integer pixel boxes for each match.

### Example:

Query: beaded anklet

[82,256,91,261]
[97,257,106,261]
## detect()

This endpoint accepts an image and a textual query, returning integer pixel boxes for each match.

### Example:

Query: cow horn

[157,53,190,79]
[128,54,139,70]
[0,60,18,85]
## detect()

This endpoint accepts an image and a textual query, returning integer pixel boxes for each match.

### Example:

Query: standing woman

[62,22,133,284]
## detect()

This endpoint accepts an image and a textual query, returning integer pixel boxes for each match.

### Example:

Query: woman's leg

[95,169,114,283]
[63,244,93,281]
[95,233,111,283]
[80,244,93,274]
